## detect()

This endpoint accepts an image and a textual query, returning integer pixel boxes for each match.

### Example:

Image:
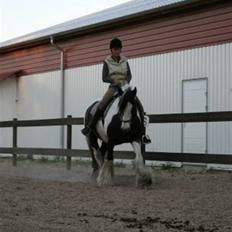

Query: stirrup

[142,135,151,144]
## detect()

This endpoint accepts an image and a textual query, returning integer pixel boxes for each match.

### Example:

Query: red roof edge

[0,70,23,81]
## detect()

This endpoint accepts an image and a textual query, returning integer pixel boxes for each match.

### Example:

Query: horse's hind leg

[131,141,152,188]
[97,142,114,186]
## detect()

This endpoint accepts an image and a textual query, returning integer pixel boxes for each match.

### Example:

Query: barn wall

[64,42,232,155]
[0,78,17,147]
[0,1,232,75]
[64,65,104,150]
[0,42,231,160]
[16,71,62,148]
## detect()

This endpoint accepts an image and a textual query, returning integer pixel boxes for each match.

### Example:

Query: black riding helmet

[110,38,122,49]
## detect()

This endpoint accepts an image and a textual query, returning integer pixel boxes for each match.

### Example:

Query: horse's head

[118,86,137,131]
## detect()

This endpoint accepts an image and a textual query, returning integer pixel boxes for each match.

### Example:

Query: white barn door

[182,79,207,154]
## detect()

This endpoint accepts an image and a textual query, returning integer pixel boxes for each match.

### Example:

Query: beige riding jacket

[102,55,132,85]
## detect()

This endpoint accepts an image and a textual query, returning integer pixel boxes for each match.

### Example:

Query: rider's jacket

[102,55,132,85]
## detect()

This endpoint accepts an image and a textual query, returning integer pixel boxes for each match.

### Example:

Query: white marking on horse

[131,141,152,187]
[132,141,145,172]
[121,102,132,130]
[103,98,120,131]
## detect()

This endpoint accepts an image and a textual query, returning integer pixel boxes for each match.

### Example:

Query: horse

[83,84,152,187]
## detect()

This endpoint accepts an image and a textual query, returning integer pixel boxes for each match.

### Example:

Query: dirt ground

[0,157,232,232]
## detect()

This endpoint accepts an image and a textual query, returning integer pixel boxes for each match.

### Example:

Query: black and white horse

[84,85,152,187]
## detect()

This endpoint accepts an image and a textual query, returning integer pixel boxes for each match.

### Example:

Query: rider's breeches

[98,86,118,111]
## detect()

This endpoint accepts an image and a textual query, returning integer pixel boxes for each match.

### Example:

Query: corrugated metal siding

[65,65,104,150]
[0,1,232,75]
[1,42,231,157]
[64,42,232,154]
[133,43,232,154]
[0,78,17,148]
[0,78,17,120]
[16,71,62,148]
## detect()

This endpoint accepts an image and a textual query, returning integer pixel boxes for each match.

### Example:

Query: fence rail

[1,111,232,169]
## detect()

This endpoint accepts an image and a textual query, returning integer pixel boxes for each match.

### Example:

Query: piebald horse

[84,84,152,187]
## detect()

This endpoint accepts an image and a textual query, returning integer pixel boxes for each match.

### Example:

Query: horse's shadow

[88,172,154,189]
[112,175,136,187]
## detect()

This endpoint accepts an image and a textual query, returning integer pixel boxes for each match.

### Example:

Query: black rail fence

[0,112,232,170]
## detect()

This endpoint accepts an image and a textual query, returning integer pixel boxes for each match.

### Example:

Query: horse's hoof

[97,160,114,187]
[136,172,152,188]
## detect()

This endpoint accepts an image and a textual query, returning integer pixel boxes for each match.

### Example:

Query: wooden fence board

[1,111,232,168]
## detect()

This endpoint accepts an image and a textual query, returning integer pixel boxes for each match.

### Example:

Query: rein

[118,112,132,123]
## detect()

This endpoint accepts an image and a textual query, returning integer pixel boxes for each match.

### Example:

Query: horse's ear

[132,87,137,95]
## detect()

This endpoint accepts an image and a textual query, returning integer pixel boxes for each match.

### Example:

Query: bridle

[121,119,131,123]
[118,110,132,123]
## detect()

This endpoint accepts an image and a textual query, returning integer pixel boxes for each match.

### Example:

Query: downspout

[50,36,65,149]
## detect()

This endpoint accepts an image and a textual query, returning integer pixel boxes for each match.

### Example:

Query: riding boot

[81,108,103,136]
[139,111,151,144]
[142,134,151,144]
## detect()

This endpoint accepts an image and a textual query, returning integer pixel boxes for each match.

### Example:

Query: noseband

[118,113,132,123]
[121,119,131,123]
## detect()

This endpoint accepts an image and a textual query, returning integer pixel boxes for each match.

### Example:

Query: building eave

[0,0,223,54]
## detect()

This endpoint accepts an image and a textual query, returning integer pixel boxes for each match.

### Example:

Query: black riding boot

[135,99,152,144]
[81,108,103,136]
[142,134,151,144]
[139,112,151,144]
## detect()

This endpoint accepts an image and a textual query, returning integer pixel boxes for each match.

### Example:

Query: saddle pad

[89,101,100,117]
[89,95,119,119]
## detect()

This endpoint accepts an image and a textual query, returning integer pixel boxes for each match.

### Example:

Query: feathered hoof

[97,160,114,187]
[136,170,152,188]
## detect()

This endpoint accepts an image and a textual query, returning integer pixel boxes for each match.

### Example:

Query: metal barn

[0,0,232,168]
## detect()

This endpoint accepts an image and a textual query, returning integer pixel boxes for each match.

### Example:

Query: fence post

[66,115,72,170]
[12,118,17,166]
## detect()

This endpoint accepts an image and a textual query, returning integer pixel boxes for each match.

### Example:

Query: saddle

[89,91,144,123]
[89,92,121,120]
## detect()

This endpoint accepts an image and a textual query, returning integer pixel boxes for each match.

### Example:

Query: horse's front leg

[131,141,152,188]
[97,142,114,186]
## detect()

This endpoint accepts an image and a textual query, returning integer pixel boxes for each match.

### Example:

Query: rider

[81,38,151,144]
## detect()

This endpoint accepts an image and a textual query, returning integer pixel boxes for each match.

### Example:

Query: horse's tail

[84,101,101,172]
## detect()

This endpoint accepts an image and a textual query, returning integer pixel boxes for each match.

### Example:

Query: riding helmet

[110,38,122,49]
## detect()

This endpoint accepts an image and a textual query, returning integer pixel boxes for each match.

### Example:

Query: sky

[0,0,130,43]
